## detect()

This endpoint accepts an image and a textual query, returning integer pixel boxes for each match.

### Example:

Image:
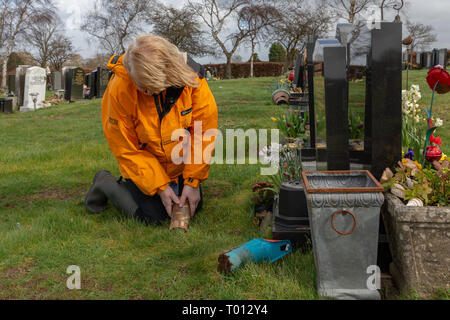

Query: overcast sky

[55,0,450,64]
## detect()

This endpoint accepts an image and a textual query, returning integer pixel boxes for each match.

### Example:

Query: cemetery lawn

[0,71,448,300]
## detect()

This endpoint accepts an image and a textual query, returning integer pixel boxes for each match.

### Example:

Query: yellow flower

[271,117,278,122]
[413,161,422,169]
[441,153,448,161]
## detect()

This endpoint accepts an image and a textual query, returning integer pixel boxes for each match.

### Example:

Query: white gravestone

[20,67,47,112]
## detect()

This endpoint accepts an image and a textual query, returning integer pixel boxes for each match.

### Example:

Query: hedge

[204,62,284,79]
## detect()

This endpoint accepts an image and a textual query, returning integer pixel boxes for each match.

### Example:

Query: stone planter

[382,193,450,297]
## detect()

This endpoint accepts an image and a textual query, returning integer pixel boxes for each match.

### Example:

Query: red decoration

[288,74,294,82]
[425,145,443,163]
[430,134,442,147]
[426,66,450,94]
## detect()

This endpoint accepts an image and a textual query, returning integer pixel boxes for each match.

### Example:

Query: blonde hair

[124,34,200,94]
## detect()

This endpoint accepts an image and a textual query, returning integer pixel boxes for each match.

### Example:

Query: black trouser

[124,176,203,225]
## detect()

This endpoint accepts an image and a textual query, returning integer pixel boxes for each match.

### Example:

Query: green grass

[0,71,447,299]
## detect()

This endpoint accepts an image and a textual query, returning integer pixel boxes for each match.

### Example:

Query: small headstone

[438,49,448,68]
[52,71,62,91]
[425,52,432,69]
[15,65,30,107]
[20,66,47,112]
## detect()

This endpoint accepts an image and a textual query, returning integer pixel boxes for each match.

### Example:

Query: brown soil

[217,253,232,274]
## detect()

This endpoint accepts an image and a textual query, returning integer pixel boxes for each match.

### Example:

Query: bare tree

[188,0,253,79]
[0,0,53,89]
[406,21,437,52]
[271,0,333,68]
[150,3,215,57]
[81,0,154,56]
[48,34,74,71]
[24,14,63,67]
[237,2,280,77]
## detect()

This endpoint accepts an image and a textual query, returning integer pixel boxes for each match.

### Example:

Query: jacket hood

[107,55,131,81]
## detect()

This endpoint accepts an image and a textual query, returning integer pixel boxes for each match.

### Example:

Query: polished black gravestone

[367,22,402,180]
[96,67,109,98]
[299,36,318,161]
[324,45,350,170]
[89,70,98,99]
[293,51,306,92]
[64,67,85,102]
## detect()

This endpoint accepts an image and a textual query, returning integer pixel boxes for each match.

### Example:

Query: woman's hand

[180,185,201,217]
[159,187,180,217]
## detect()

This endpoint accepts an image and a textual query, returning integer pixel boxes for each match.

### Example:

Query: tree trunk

[226,55,232,79]
[250,43,255,78]
[1,55,8,89]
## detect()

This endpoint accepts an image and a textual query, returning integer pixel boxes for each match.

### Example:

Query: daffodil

[271,117,278,122]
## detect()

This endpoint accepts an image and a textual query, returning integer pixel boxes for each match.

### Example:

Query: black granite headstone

[293,52,306,91]
[89,70,98,98]
[324,46,350,170]
[432,48,439,67]
[306,36,317,151]
[64,67,84,101]
[96,67,109,98]
[369,22,402,179]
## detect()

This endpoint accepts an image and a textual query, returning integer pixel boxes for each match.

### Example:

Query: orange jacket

[101,55,218,196]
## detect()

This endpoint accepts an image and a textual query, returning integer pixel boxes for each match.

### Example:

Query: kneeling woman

[85,34,218,224]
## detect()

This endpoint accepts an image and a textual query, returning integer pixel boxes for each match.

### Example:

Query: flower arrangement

[271,109,308,140]
[401,83,444,165]
[259,142,303,192]
[381,156,449,207]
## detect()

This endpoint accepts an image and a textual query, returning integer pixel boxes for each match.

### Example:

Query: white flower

[436,118,443,127]
[411,84,420,92]
[414,115,420,123]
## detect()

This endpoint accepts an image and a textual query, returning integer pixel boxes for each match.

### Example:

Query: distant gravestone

[89,70,98,98]
[20,66,47,112]
[425,52,433,69]
[64,67,85,101]
[438,49,448,68]
[432,48,439,67]
[8,74,15,96]
[96,67,109,98]
[15,65,30,107]
[52,71,62,90]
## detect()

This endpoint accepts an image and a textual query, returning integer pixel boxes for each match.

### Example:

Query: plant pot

[381,193,450,297]
[302,170,385,300]
[272,89,290,105]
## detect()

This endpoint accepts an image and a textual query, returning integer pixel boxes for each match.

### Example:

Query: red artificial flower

[427,66,450,94]
[288,74,294,81]
[430,134,442,146]
[425,145,442,163]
